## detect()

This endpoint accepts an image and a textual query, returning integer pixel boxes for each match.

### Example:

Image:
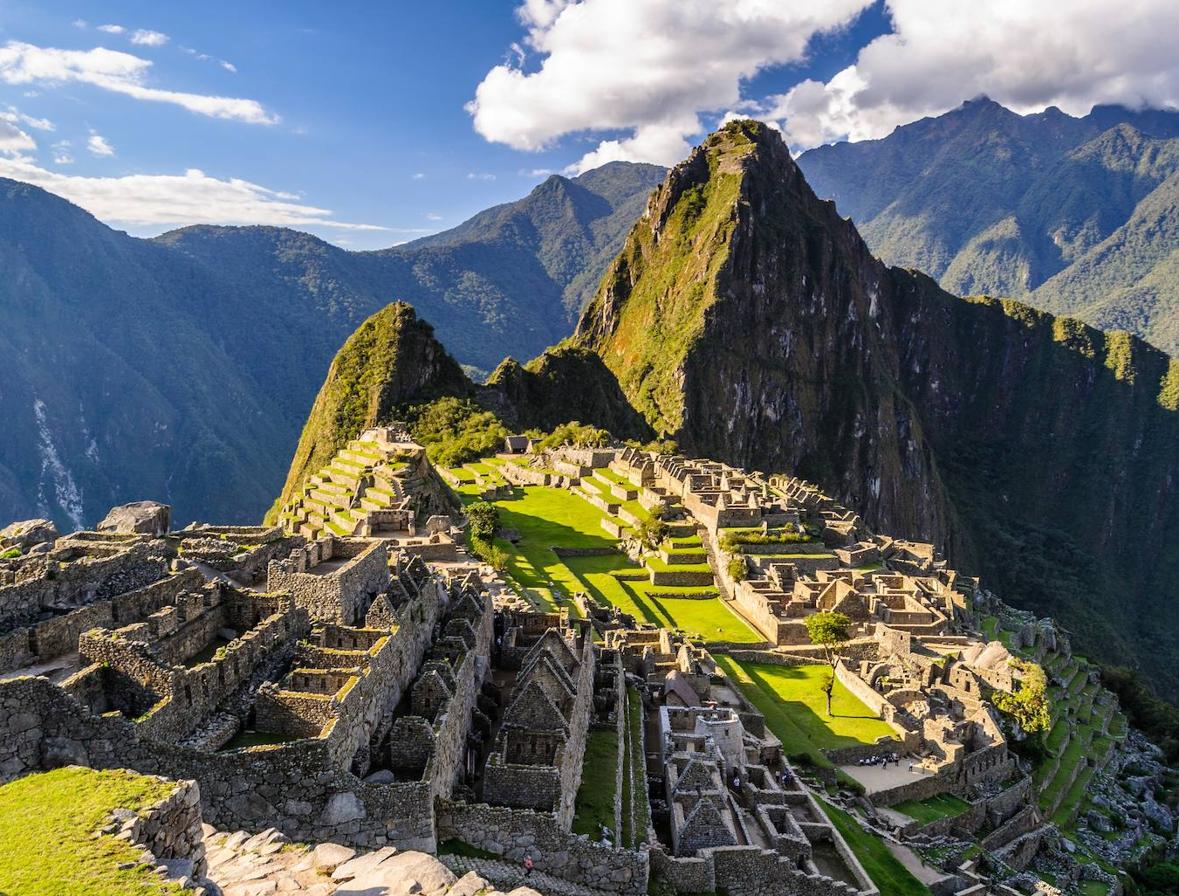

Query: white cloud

[51,140,72,165]
[130,30,170,47]
[0,156,389,232]
[97,24,125,35]
[411,172,425,179]
[72,19,88,29]
[4,106,53,131]
[468,0,871,170]
[425,212,443,221]
[87,133,115,156]
[0,121,35,155]
[220,60,237,73]
[466,172,496,181]
[0,41,277,124]
[769,0,1179,149]
[180,46,237,74]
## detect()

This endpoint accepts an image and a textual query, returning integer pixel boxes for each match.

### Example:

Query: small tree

[466,501,501,543]
[635,516,668,551]
[992,659,1051,735]
[727,553,747,583]
[805,611,852,716]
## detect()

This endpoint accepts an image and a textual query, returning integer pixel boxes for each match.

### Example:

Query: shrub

[992,659,1051,734]
[718,526,815,552]
[727,553,747,582]
[0,547,20,560]
[635,516,668,550]
[466,501,501,542]
[534,421,610,451]
[408,396,508,467]
[468,535,508,571]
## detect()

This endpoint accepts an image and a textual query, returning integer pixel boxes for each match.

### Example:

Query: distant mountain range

[797,97,1179,353]
[0,162,664,529]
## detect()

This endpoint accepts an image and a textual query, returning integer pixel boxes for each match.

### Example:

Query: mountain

[0,163,663,530]
[573,120,1179,698]
[797,98,1179,353]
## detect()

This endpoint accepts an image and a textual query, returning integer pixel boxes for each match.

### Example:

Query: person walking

[523,855,534,877]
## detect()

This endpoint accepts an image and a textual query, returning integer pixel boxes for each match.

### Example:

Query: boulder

[0,518,59,551]
[311,842,356,873]
[97,501,172,537]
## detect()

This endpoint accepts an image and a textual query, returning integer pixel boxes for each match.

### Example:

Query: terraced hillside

[445,454,762,644]
[277,429,452,540]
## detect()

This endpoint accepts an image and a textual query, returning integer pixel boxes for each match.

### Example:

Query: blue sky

[0,1,1175,249]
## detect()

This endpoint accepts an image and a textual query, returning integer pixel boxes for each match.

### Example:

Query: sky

[0,0,1177,249]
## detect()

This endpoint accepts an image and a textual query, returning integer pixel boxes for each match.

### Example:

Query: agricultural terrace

[448,470,761,643]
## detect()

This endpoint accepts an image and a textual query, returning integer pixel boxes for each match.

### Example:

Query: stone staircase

[438,854,619,896]
[278,435,413,540]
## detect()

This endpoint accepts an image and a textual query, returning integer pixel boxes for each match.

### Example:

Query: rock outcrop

[0,518,58,550]
[97,501,171,537]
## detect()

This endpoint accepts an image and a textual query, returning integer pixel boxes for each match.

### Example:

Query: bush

[635,516,668,550]
[719,526,815,552]
[466,501,501,542]
[992,660,1051,734]
[408,396,508,467]
[468,535,508,571]
[727,553,747,582]
[534,420,610,451]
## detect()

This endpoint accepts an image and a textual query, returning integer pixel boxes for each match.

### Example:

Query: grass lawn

[714,656,896,764]
[572,727,620,838]
[0,766,183,896]
[448,481,760,641]
[565,554,760,643]
[819,799,931,896]
[892,793,971,825]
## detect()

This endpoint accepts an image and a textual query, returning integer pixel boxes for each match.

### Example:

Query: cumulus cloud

[0,41,277,124]
[51,140,72,165]
[87,133,115,156]
[768,0,1179,149]
[0,156,389,232]
[467,0,870,171]
[466,172,496,181]
[130,29,170,47]
[0,120,36,155]
[97,24,125,35]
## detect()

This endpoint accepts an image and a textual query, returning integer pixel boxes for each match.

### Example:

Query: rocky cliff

[576,120,1179,697]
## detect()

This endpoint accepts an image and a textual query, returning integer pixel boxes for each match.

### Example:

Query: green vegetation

[0,766,182,896]
[992,659,1051,733]
[714,656,895,765]
[805,611,853,716]
[409,396,508,467]
[817,798,931,896]
[892,793,971,825]
[572,727,620,838]
[727,553,747,582]
[0,546,20,559]
[1101,665,1179,761]
[437,839,498,860]
[718,526,815,551]
[531,420,610,451]
[466,500,501,542]
[622,687,650,848]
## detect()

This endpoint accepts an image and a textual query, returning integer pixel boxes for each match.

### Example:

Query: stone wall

[0,567,205,673]
[267,540,390,625]
[436,798,649,895]
[709,844,874,896]
[108,774,208,880]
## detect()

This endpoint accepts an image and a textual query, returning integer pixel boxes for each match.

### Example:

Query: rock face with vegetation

[575,119,1179,700]
[0,163,662,530]
[798,97,1179,353]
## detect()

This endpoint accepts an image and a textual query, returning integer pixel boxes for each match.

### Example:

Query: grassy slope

[819,799,931,896]
[0,767,182,896]
[572,727,620,838]
[714,656,896,762]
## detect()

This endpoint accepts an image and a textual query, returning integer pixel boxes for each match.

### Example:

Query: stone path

[838,761,934,794]
[201,826,548,896]
[438,854,619,896]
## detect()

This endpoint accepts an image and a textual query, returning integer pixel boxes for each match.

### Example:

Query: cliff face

[576,121,1179,696]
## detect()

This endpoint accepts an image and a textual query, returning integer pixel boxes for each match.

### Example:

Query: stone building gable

[673,757,718,794]
[522,628,579,677]
[521,651,577,710]
[502,678,570,734]
[364,592,399,629]
[677,796,737,855]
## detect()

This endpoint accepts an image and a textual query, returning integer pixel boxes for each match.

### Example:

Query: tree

[727,553,747,583]
[992,659,1051,735]
[635,516,668,550]
[466,501,501,543]
[805,611,852,716]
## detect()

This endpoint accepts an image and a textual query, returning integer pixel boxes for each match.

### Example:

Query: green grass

[451,483,760,641]
[566,554,759,643]
[624,687,649,847]
[572,727,620,838]
[818,798,931,896]
[892,793,971,825]
[713,657,896,763]
[0,766,183,896]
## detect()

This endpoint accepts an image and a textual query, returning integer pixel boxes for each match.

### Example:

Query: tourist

[523,855,534,877]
